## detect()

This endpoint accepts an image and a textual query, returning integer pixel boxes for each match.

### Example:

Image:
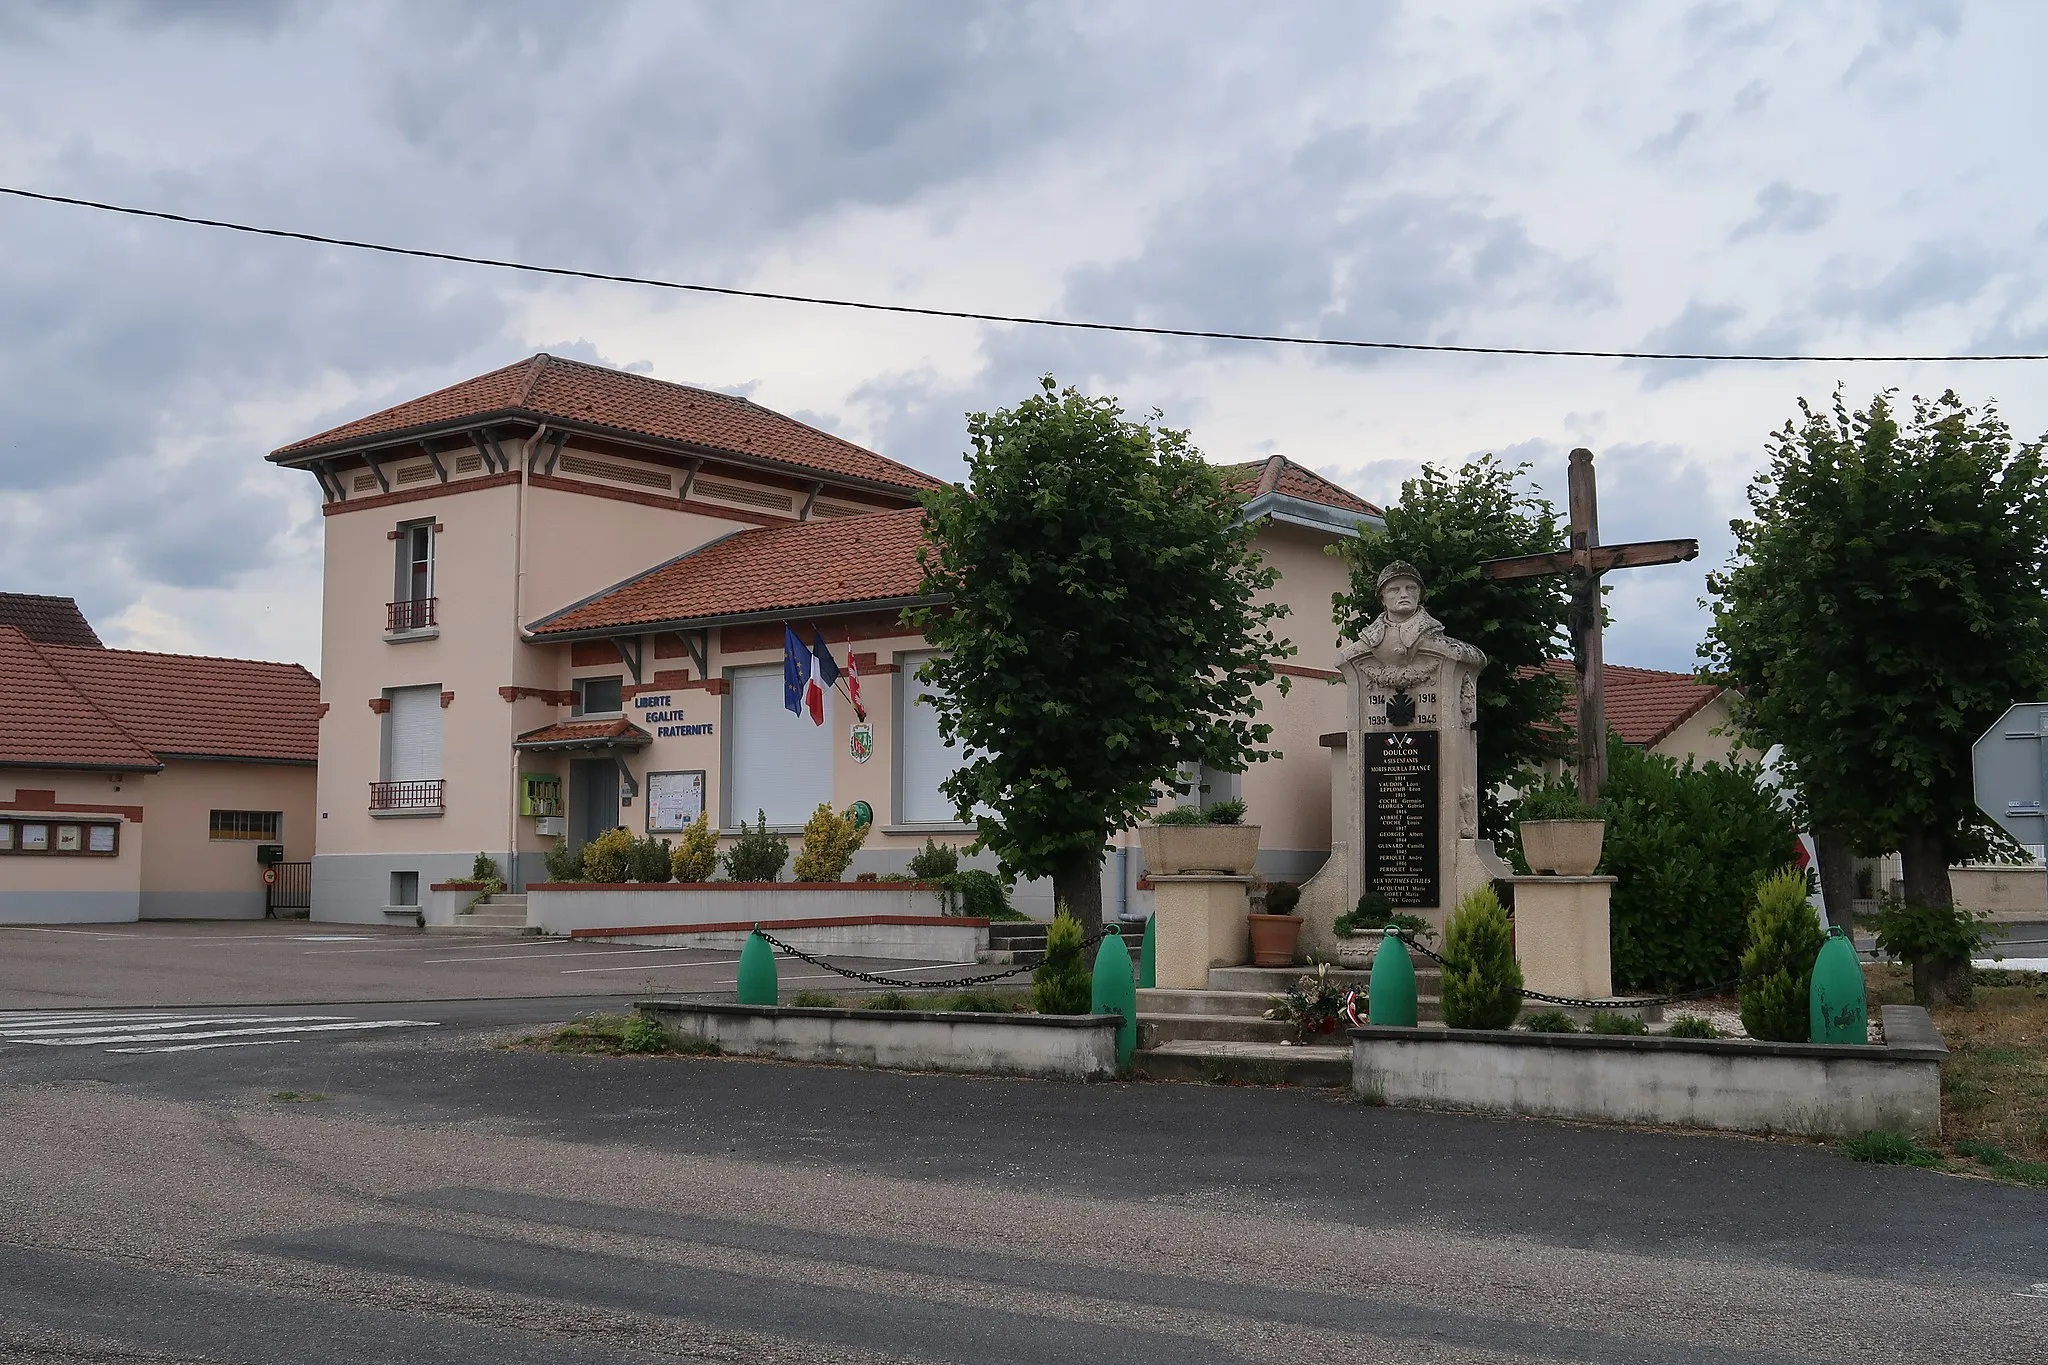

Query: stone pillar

[1147,874,1253,989]
[1510,874,1615,1000]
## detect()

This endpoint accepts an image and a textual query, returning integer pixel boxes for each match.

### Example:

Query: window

[372,684,446,812]
[209,810,282,842]
[574,675,623,716]
[897,652,971,825]
[0,817,119,856]
[388,519,436,632]
[390,871,420,907]
[726,666,832,826]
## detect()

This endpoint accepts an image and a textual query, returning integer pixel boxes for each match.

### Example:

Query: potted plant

[1514,780,1605,876]
[1331,895,1435,969]
[1248,879,1302,966]
[1137,797,1261,876]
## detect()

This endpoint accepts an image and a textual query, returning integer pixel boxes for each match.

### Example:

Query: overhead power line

[2,184,2042,364]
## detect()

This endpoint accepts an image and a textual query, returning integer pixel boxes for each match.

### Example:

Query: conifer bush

[722,811,789,882]
[1031,907,1093,1014]
[669,812,718,883]
[582,828,635,884]
[1739,866,1826,1042]
[1439,885,1523,1030]
[542,837,583,882]
[792,803,868,881]
[629,833,673,883]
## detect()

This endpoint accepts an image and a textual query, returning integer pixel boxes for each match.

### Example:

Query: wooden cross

[1478,448,1698,801]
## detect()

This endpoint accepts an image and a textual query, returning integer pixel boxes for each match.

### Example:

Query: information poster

[646,770,707,832]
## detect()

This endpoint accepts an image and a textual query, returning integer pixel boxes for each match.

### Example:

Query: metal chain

[754,925,1127,992]
[1388,931,1741,1010]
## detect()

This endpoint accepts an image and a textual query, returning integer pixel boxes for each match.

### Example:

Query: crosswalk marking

[0,1010,438,1052]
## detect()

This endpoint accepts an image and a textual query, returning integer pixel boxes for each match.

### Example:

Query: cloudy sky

[1,0,2042,674]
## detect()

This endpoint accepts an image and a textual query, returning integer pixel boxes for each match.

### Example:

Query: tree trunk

[1911,955,1972,1008]
[1812,825,1857,932]
[1052,852,1105,935]
[1896,828,1955,910]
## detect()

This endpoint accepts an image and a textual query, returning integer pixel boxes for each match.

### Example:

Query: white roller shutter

[386,685,443,781]
[899,653,979,825]
[727,668,832,826]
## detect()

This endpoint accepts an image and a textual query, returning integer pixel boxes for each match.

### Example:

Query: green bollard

[1368,926,1418,1027]
[1091,929,1139,1068]
[736,928,779,1006]
[1809,924,1867,1044]
[1138,914,1157,990]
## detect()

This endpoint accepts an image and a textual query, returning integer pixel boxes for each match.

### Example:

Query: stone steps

[1134,1040,1350,1088]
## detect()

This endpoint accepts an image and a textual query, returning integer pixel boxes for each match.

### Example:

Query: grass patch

[850,989,1026,1014]
[518,1012,719,1057]
[1587,1010,1650,1035]
[1842,1129,1944,1168]
[269,1090,329,1103]
[1666,1014,1722,1039]
[1856,963,2048,1187]
[1521,1010,1578,1033]
[789,991,839,1008]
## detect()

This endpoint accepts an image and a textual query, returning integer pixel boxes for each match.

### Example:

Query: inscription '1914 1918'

[1363,729,1440,909]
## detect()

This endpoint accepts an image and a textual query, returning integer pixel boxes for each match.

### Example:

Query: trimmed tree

[1438,884,1523,1029]
[1333,455,1572,841]
[1703,390,2048,910]
[1738,866,1825,1043]
[912,378,1293,932]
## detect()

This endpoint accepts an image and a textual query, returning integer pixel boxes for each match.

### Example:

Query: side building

[271,354,1381,923]
[0,625,319,923]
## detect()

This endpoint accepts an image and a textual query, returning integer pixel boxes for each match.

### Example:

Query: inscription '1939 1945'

[1362,729,1439,909]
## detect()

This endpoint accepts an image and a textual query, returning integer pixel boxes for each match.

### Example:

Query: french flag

[807,630,840,727]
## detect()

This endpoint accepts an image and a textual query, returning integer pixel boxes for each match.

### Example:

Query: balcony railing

[387,597,437,633]
[369,779,445,813]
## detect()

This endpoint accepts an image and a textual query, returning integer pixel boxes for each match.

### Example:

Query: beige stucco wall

[2,769,146,922]
[1648,694,1757,767]
[137,759,316,917]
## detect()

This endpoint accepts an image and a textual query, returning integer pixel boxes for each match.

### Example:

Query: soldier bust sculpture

[1353,561,1485,690]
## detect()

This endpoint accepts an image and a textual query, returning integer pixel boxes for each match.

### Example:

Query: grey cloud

[1638,111,1701,158]
[1814,242,1997,324]
[1843,0,1963,89]
[1631,301,1807,386]
[1730,181,1835,241]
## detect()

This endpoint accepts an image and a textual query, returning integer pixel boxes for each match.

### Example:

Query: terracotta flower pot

[1519,818,1606,876]
[1138,823,1262,876]
[1247,912,1303,967]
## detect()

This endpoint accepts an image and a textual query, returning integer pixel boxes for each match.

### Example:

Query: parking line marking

[0,1015,346,1039]
[109,1039,304,1054]
[12,1020,439,1047]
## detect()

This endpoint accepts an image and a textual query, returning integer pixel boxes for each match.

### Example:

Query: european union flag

[783,626,809,715]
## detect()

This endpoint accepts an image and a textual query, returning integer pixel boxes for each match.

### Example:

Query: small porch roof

[512,718,654,753]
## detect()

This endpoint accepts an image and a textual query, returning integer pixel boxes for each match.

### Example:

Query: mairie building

[269,354,1381,922]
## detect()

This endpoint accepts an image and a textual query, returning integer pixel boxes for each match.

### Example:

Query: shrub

[1439,885,1523,1029]
[954,868,1011,919]
[1332,892,1403,938]
[619,1014,667,1053]
[722,811,789,882]
[1871,898,1993,968]
[470,852,503,883]
[866,991,917,1011]
[1666,1014,1722,1039]
[1151,804,1208,826]
[1587,1010,1649,1035]
[629,833,673,884]
[1204,798,1247,825]
[1739,865,1826,1043]
[1521,1010,1578,1033]
[789,991,838,1007]
[670,812,718,883]
[906,838,960,881]
[581,828,635,884]
[946,989,1020,1013]
[1512,778,1598,822]
[542,838,584,882]
[1263,882,1302,916]
[1031,907,1093,1014]
[1557,736,1799,992]
[793,803,868,882]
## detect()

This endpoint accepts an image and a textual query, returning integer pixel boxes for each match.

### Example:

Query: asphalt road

[2,997,2044,1364]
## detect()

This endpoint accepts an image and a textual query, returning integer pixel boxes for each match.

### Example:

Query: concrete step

[1137,988,1271,1018]
[462,911,529,926]
[1135,1040,1350,1087]
[1139,1013,1295,1045]
[424,924,541,937]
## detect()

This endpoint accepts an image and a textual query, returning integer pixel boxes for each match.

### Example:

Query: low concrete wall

[527,882,945,935]
[637,1001,1122,1080]
[587,917,987,962]
[1949,865,2046,919]
[1351,1004,1946,1138]
[0,890,142,925]
[139,890,265,921]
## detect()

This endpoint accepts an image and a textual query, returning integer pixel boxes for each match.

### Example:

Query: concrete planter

[1518,819,1605,876]
[1333,931,1382,970]
[1351,1004,1947,1138]
[636,1000,1123,1080]
[1138,823,1262,876]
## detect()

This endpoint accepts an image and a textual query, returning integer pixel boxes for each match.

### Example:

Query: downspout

[506,425,540,889]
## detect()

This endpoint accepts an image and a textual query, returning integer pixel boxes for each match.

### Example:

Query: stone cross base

[1510,874,1616,1001]
[1148,874,1254,989]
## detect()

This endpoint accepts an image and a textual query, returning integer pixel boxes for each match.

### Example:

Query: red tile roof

[0,593,102,648]
[0,628,159,771]
[36,643,321,765]
[1539,660,1724,748]
[513,718,653,749]
[530,507,932,637]
[1221,456,1382,517]
[272,354,945,494]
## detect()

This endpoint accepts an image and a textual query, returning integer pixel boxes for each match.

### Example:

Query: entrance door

[570,758,620,847]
